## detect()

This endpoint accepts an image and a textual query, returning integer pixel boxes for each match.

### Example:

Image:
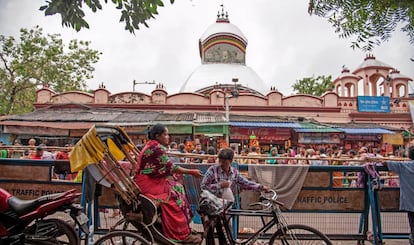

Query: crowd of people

[164,143,404,188]
[0,138,71,160]
[1,136,405,188]
[0,138,74,180]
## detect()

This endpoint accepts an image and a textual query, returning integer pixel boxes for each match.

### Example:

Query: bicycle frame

[204,205,282,245]
[201,189,332,245]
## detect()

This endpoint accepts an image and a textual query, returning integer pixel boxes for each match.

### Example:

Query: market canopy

[337,128,395,134]
[293,123,342,133]
[230,122,302,128]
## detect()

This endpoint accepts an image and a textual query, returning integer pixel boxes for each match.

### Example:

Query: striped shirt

[200,164,263,198]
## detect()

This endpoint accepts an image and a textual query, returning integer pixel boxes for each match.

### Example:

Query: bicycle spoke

[94,231,150,245]
[270,224,331,245]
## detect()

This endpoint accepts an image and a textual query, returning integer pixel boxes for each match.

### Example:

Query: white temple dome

[180,64,267,94]
[200,21,248,44]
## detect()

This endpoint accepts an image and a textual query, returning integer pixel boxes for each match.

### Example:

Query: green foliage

[0,26,101,115]
[39,0,175,33]
[292,75,334,96]
[308,0,414,51]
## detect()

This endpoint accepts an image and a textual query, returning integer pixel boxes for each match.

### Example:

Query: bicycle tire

[269,224,332,245]
[26,218,80,245]
[122,218,154,243]
[93,230,151,245]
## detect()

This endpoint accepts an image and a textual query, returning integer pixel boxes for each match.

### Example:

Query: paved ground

[56,210,410,244]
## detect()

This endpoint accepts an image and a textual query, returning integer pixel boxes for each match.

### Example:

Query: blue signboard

[357,96,390,113]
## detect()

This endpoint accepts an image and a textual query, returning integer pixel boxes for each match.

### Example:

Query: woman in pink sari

[134,124,203,244]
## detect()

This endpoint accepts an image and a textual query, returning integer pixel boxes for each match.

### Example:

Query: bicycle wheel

[122,217,154,243]
[94,230,151,245]
[269,224,332,245]
[26,218,80,245]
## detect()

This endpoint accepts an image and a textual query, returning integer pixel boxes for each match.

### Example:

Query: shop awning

[338,128,395,134]
[194,124,228,135]
[230,127,291,141]
[230,122,301,128]
[403,130,414,137]
[294,123,342,133]
[165,124,193,134]
[1,120,94,129]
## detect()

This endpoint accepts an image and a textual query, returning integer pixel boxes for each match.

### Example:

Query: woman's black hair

[148,123,167,140]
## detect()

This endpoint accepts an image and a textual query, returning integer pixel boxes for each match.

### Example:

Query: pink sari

[134,140,193,241]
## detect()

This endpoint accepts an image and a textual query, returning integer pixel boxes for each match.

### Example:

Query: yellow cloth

[69,125,136,173]
[107,138,125,161]
[69,126,106,172]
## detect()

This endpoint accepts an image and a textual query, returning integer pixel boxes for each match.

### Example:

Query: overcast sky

[1,0,413,95]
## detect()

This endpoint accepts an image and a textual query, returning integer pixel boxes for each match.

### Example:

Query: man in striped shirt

[201,147,269,199]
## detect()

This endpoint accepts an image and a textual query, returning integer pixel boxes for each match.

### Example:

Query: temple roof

[354,54,393,73]
[180,64,267,95]
[200,21,247,44]
[389,69,412,81]
[333,66,361,83]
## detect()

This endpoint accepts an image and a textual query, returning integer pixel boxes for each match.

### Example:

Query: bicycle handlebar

[248,189,285,209]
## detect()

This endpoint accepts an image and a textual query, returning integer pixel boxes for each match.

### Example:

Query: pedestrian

[238,148,249,164]
[168,141,181,163]
[309,147,328,166]
[178,143,187,163]
[9,139,23,159]
[247,146,259,164]
[55,144,70,160]
[286,148,297,164]
[191,143,205,163]
[30,146,44,160]
[381,146,414,245]
[28,138,36,147]
[205,146,217,163]
[0,141,8,158]
[295,146,309,165]
[39,144,55,160]
[267,147,278,164]
[20,150,30,159]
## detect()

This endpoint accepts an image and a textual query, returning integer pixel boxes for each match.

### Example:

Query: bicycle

[198,189,333,245]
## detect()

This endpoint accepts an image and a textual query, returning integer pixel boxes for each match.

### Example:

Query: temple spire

[216,4,229,23]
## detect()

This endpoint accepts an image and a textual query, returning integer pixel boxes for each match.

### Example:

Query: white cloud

[1,0,412,95]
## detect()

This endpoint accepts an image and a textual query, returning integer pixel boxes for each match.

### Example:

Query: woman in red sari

[134,124,203,244]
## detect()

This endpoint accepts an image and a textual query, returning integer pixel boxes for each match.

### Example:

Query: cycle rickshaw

[70,125,332,244]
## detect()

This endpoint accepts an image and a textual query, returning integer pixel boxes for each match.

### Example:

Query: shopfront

[292,123,342,149]
[229,122,299,153]
[193,124,228,150]
[338,128,396,152]
[382,132,404,156]
[165,124,193,146]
